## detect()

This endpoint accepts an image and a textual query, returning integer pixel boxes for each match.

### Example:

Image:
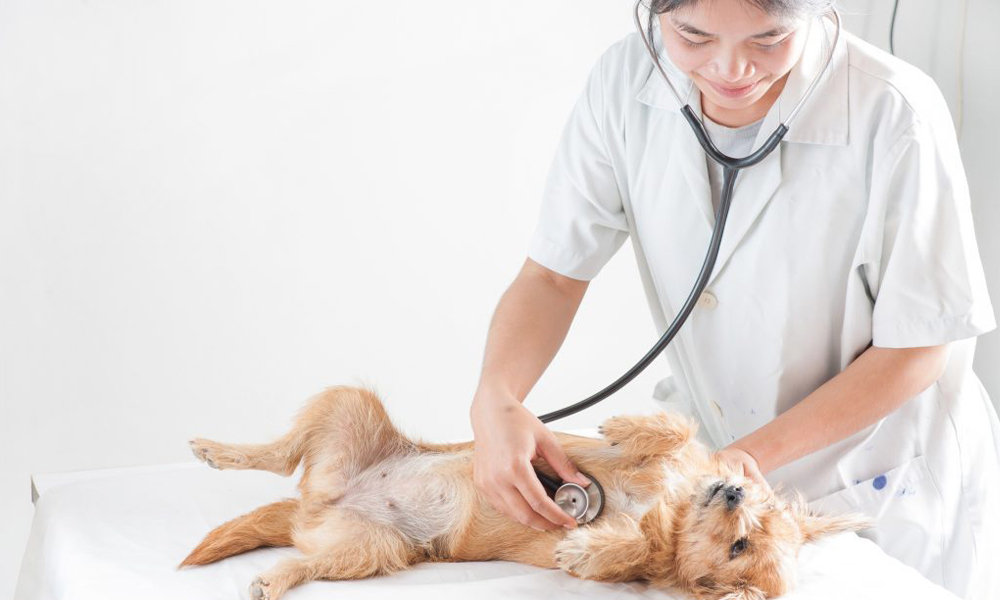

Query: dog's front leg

[553,514,651,582]
[597,412,696,460]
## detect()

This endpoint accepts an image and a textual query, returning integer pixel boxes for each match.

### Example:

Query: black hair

[648,0,833,17]
[645,0,834,49]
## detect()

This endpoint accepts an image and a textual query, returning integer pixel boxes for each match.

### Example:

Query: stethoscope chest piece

[536,469,605,525]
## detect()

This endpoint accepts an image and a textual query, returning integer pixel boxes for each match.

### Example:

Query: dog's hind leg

[291,385,417,506]
[248,520,417,600]
[189,435,302,475]
[189,385,411,479]
[290,384,413,475]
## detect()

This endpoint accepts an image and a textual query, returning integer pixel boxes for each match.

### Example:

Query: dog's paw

[554,529,593,577]
[598,413,696,458]
[249,576,271,600]
[597,415,634,446]
[189,438,249,470]
[188,439,220,468]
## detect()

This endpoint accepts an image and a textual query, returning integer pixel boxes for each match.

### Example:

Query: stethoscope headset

[530,0,843,526]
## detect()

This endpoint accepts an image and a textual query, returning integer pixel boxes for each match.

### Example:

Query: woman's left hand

[716,445,770,490]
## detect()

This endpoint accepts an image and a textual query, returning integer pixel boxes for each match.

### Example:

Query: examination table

[15,434,961,600]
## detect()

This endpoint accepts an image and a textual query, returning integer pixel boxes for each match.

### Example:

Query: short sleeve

[527,52,629,282]
[865,111,996,348]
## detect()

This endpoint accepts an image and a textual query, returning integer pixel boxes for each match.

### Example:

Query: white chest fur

[333,451,466,544]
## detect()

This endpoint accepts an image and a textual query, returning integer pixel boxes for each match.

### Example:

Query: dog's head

[668,469,870,600]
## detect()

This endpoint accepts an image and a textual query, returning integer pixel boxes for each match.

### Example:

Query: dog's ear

[796,511,872,542]
[692,577,765,600]
[725,587,766,600]
[717,583,766,600]
[789,493,872,542]
[692,575,717,597]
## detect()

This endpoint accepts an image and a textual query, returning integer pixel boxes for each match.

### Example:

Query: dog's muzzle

[706,481,744,510]
[722,484,744,510]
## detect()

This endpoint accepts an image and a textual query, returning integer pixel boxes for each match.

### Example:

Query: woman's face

[658,0,811,126]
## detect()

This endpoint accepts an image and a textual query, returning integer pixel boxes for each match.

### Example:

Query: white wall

[0,2,652,596]
[1,1,996,598]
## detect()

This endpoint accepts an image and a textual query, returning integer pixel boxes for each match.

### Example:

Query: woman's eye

[754,36,790,51]
[729,538,748,559]
[678,34,710,48]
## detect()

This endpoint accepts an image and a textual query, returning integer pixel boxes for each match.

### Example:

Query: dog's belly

[331,451,468,544]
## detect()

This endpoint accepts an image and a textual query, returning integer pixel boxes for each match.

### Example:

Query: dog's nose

[723,485,744,510]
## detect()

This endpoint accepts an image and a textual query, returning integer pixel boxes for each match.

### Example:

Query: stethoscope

[531,0,842,525]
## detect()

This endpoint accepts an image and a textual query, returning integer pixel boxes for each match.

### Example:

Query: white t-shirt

[701,115,765,213]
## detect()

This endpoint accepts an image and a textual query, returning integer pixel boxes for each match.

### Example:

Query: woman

[470,0,999,598]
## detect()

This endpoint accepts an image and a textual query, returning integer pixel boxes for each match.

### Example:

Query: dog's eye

[729,538,748,559]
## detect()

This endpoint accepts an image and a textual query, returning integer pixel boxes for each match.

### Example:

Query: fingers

[468,406,586,532]
[512,463,579,529]
[743,461,771,491]
[498,481,572,531]
[728,446,771,491]
[477,476,550,531]
[717,446,772,492]
[473,456,577,531]
[484,475,573,531]
[536,433,590,488]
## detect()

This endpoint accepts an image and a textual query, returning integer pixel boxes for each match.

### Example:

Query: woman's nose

[714,51,753,83]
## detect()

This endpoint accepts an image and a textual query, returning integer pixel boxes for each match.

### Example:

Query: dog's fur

[180,385,867,599]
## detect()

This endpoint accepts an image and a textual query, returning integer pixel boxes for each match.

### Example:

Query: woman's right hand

[470,387,591,531]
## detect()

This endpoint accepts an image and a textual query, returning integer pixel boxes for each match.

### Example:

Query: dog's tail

[178,498,298,567]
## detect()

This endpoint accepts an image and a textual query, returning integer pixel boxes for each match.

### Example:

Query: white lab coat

[527,16,999,600]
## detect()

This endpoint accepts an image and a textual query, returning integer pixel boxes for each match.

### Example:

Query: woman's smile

[703,78,761,99]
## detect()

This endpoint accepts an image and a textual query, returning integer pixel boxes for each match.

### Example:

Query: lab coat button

[698,292,718,309]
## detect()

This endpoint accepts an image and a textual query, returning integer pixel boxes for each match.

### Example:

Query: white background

[1,1,996,597]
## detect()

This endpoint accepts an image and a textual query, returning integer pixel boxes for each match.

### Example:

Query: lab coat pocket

[807,455,946,586]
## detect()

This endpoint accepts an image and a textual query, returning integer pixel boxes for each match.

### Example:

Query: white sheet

[15,459,960,600]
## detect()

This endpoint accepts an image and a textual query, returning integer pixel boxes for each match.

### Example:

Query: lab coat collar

[635,15,849,146]
[633,16,692,111]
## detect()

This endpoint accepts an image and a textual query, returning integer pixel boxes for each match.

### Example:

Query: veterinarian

[469,0,999,598]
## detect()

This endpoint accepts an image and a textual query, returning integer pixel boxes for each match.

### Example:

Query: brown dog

[180,385,867,599]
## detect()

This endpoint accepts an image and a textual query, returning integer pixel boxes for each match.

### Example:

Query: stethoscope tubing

[536,2,840,424]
